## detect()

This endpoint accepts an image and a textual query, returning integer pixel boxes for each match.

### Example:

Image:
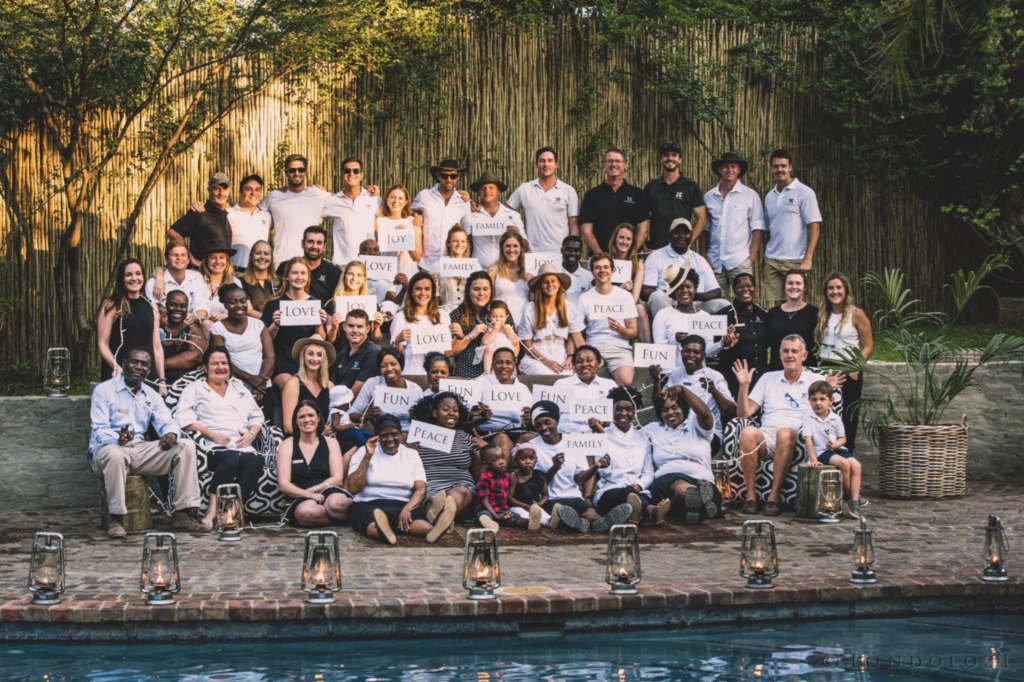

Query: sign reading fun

[373,386,415,412]
[439,379,481,405]
[633,343,678,369]
[531,385,574,415]
[279,300,322,326]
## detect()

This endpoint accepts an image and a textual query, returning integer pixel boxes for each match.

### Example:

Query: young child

[508,444,549,530]
[473,301,521,373]
[802,380,866,518]
[476,444,539,531]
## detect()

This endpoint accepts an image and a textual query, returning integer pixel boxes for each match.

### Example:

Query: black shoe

[684,486,703,525]
[556,505,590,534]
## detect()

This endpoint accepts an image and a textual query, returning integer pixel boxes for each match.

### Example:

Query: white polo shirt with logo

[703,180,766,271]
[641,245,718,294]
[226,204,273,269]
[462,204,524,269]
[663,365,732,438]
[562,264,593,306]
[747,369,816,430]
[259,187,331,264]
[506,178,580,253]
[144,269,208,314]
[411,184,470,270]
[322,188,381,266]
[764,178,823,260]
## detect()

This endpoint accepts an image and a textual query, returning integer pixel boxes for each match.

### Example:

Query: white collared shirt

[747,369,816,430]
[89,378,179,455]
[144,269,208,314]
[764,178,823,260]
[174,378,264,452]
[322,188,381,266]
[663,365,732,438]
[802,410,845,457]
[226,204,273,269]
[641,245,718,294]
[411,185,470,269]
[462,204,524,268]
[553,373,618,433]
[645,414,714,482]
[594,424,655,503]
[506,178,580,253]
[703,180,765,271]
[259,187,332,264]
[561,264,593,306]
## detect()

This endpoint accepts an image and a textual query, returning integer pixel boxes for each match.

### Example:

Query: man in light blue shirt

[90,348,207,539]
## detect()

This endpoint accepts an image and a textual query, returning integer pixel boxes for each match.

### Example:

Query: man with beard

[276,226,341,302]
[412,159,471,270]
[643,142,707,251]
[167,172,232,267]
[259,154,332,264]
[322,157,382,267]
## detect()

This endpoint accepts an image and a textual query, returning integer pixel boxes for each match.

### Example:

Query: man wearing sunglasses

[411,159,471,270]
[258,154,332,264]
[732,334,844,517]
[322,156,382,266]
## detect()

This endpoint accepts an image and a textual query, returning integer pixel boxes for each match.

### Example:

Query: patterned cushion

[164,370,288,517]
[718,368,843,506]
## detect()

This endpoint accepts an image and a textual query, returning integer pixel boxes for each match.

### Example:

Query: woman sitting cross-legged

[646,386,722,525]
[518,400,634,534]
[276,400,352,527]
[174,345,266,528]
[345,415,457,544]
[587,387,671,525]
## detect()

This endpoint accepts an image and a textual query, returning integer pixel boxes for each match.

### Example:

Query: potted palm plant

[829,255,1024,499]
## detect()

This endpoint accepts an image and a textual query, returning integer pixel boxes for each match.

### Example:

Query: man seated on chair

[89,347,209,539]
[732,334,843,517]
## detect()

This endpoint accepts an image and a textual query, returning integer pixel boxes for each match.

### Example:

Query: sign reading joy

[279,300,322,326]
[378,224,416,252]
[633,343,678,369]
[361,256,399,281]
[334,295,378,316]
[408,420,455,454]
[611,259,632,284]
[525,252,560,274]
[410,324,453,354]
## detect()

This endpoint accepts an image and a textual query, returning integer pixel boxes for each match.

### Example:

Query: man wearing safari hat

[702,152,765,298]
[412,159,471,270]
[641,217,725,321]
[463,171,524,268]
[644,141,707,250]
[167,172,233,268]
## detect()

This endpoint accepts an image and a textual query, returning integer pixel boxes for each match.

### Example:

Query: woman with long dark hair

[391,271,445,376]
[97,258,164,388]
[446,270,494,378]
[277,399,351,527]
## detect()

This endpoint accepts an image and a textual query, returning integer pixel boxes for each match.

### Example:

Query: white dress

[516,301,585,375]
[492,273,529,327]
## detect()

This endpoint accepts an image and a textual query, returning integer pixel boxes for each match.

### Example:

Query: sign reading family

[525,252,560,274]
[279,300,322,326]
[333,295,378,316]
[361,255,399,281]
[410,324,453,354]
[408,420,455,454]
[377,224,416,252]
[373,385,416,412]
[562,433,607,459]
[438,257,482,278]
[686,315,729,335]
[633,343,678,369]
[438,379,480,405]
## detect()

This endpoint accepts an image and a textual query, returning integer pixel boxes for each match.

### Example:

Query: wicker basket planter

[878,416,969,499]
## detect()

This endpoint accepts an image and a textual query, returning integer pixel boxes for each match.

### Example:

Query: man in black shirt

[331,309,381,398]
[167,172,232,267]
[275,225,341,302]
[643,141,707,251]
[579,148,650,253]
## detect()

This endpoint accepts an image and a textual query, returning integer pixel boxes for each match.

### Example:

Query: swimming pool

[3,614,1021,681]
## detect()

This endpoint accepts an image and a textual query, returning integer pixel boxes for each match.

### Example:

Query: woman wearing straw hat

[518,263,585,375]
[281,334,336,436]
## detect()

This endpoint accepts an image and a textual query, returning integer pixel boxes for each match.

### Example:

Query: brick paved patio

[1,482,1021,640]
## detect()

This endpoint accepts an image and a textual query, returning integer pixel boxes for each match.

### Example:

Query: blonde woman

[376,185,423,281]
[327,261,383,347]
[816,272,873,451]
[261,258,328,390]
[486,230,532,327]
[518,263,584,375]
[281,335,336,436]
[608,222,652,344]
[431,225,473,309]
[240,240,279,314]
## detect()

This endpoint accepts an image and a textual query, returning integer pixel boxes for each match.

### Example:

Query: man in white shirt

[227,174,273,270]
[506,147,579,253]
[411,159,471,270]
[702,153,765,298]
[576,253,639,386]
[734,334,842,516]
[560,235,592,306]
[651,335,736,448]
[642,217,727,320]
[763,149,822,305]
[259,154,332,264]
[463,171,524,268]
[144,240,208,316]
[322,156,382,266]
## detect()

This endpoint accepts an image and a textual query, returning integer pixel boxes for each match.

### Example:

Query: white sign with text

[482,383,532,411]
[633,343,678,369]
[611,259,632,284]
[468,221,512,238]
[569,397,613,422]
[584,298,631,321]
[410,323,453,354]
[685,315,729,336]
[377,224,416,252]
[525,252,560,274]
[438,257,482,278]
[373,385,416,413]
[333,295,378,316]
[279,299,322,326]
[407,420,455,454]
[439,379,481,405]
[562,433,608,459]
[531,385,575,416]
[362,255,399,281]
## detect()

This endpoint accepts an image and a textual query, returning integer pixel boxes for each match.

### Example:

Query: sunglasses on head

[342,167,361,175]
[286,167,306,174]
[438,172,459,180]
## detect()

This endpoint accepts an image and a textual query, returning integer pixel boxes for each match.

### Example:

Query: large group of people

[89,143,876,543]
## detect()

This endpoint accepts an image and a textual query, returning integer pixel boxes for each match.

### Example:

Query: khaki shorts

[763,258,803,302]
[598,341,634,373]
[714,259,754,299]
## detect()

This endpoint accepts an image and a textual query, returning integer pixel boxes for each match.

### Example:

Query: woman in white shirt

[175,346,265,528]
[652,264,735,357]
[376,185,423,281]
[607,223,652,344]
[391,271,450,376]
[209,284,274,405]
[486,231,532,327]
[197,242,254,336]
[348,347,424,432]
[588,386,670,524]
[431,226,474,309]
[345,415,456,544]
[472,347,532,454]
[518,263,585,375]
[645,385,721,525]
[554,345,618,434]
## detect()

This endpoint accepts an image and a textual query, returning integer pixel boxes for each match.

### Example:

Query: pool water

[2,614,1022,681]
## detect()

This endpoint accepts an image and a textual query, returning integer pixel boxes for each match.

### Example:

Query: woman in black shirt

[766,269,819,371]
[719,272,768,396]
